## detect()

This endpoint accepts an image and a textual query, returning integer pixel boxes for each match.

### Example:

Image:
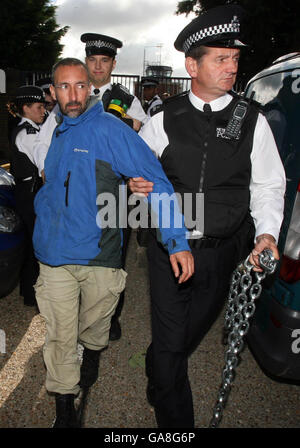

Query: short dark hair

[52,58,90,83]
[185,45,209,64]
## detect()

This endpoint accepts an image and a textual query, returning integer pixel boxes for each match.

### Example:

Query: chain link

[209,249,278,428]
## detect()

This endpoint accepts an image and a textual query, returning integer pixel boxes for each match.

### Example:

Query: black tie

[93,88,100,95]
[203,103,212,115]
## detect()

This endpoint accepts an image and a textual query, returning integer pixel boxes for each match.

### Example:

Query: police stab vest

[10,122,40,181]
[161,92,259,238]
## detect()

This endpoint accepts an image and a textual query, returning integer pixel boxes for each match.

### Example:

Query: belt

[188,236,226,250]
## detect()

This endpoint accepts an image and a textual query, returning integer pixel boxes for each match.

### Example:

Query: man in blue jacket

[33,57,194,427]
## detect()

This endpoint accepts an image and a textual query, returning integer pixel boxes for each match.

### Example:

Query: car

[0,166,25,298]
[244,52,300,381]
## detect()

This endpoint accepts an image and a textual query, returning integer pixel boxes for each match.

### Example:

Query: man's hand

[41,169,45,183]
[169,251,194,284]
[132,118,142,132]
[249,233,279,272]
[128,177,154,197]
[124,114,142,132]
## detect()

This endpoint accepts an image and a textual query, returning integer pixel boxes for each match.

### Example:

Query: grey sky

[55,0,195,77]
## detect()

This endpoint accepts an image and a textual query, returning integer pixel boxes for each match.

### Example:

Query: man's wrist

[256,233,276,244]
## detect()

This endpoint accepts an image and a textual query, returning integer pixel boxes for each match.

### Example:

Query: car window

[245,69,300,167]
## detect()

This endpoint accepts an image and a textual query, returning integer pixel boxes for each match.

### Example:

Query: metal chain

[209,249,278,428]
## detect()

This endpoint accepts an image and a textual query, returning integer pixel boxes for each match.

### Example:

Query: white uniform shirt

[92,82,148,124]
[139,91,286,242]
[15,117,40,168]
[32,103,60,175]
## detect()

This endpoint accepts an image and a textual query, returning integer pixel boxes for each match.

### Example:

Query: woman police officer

[8,85,46,307]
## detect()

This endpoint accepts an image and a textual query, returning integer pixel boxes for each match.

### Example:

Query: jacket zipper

[64,171,71,206]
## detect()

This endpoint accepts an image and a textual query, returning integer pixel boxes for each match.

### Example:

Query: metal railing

[21,70,191,99]
[111,74,140,96]
[111,74,191,98]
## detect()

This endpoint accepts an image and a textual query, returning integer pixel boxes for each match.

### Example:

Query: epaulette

[149,103,163,117]
[162,91,190,117]
[24,122,38,135]
[163,90,189,105]
[114,83,132,96]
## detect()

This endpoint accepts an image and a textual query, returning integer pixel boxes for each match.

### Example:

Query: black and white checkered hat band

[183,22,240,53]
[86,40,117,53]
[16,95,44,100]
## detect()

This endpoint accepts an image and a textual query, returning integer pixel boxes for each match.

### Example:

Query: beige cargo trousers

[35,262,127,395]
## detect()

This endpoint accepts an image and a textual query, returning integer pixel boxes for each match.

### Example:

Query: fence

[110,74,191,99]
[18,71,191,98]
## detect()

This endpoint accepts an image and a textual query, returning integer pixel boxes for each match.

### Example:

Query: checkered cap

[81,33,122,57]
[15,85,46,104]
[174,5,247,54]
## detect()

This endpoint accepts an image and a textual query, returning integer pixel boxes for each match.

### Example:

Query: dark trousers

[146,234,238,427]
[15,183,39,305]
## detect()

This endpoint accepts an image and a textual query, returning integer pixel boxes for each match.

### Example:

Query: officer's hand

[41,169,46,183]
[169,251,194,284]
[128,177,154,197]
[249,233,279,272]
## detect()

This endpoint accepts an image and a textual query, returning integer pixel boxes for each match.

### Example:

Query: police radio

[107,84,131,119]
[224,98,248,139]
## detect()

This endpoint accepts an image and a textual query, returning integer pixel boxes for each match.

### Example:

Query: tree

[175,0,300,87]
[0,0,69,71]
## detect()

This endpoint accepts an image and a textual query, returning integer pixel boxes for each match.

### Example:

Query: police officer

[141,76,162,117]
[81,33,147,131]
[129,5,286,427]
[8,86,46,307]
[81,33,148,341]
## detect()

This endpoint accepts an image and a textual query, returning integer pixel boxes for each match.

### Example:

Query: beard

[62,100,88,118]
